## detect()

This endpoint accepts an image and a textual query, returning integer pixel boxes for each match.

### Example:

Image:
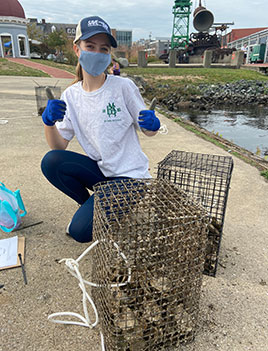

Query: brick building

[222,27,268,47]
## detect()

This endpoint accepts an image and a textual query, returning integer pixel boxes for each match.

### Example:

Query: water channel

[179,106,268,157]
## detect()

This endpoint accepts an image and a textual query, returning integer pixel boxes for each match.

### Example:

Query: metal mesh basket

[156,150,233,276]
[92,178,209,351]
[34,86,61,115]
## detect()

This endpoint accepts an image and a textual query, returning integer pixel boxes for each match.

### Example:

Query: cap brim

[80,30,117,48]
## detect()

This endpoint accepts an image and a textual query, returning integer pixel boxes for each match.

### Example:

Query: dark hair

[70,41,82,85]
[71,62,83,85]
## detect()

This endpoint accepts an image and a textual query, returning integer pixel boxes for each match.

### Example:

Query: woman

[41,16,160,243]
[109,58,120,75]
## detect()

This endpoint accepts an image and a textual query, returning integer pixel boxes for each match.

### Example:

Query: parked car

[46,54,56,61]
[30,52,42,59]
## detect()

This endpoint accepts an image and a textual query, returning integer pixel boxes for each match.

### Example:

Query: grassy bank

[0,58,49,77]
[123,66,268,87]
[37,59,76,75]
[1,58,268,84]
[123,67,268,101]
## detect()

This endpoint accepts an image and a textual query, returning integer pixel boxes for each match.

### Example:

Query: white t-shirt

[56,75,151,178]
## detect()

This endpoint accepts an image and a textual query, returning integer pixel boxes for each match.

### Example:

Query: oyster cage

[92,179,209,351]
[34,85,61,115]
[156,150,233,276]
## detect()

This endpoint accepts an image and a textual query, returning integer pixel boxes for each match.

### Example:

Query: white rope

[159,124,168,134]
[100,331,105,351]
[48,256,99,328]
[48,239,132,351]
[48,216,206,349]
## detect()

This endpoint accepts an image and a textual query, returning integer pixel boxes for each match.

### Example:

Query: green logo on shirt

[103,102,121,118]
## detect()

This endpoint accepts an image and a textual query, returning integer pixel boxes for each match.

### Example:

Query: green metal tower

[171,0,192,49]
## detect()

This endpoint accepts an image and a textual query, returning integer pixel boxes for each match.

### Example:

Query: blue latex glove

[138,110,160,131]
[42,99,66,126]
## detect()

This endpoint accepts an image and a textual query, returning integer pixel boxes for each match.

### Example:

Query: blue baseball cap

[74,16,117,48]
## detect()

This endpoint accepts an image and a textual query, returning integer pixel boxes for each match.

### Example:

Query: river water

[180,106,268,157]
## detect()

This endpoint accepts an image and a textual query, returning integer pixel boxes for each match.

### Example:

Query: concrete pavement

[1,76,268,351]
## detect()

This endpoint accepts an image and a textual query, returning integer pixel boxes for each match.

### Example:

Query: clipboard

[0,236,25,270]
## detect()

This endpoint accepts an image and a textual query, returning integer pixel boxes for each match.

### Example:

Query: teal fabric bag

[0,182,27,233]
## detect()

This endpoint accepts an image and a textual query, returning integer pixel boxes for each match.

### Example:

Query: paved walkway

[243,62,268,74]
[7,57,75,79]
[245,63,268,67]
[1,76,268,351]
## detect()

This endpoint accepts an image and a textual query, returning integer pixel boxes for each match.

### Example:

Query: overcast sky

[19,0,268,41]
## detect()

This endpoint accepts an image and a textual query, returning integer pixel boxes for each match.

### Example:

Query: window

[260,36,268,44]
[18,35,26,56]
[1,34,13,57]
[116,31,132,47]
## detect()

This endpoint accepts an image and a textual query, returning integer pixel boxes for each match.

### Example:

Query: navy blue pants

[41,150,126,243]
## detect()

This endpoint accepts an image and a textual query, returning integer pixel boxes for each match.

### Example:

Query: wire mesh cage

[156,150,234,276]
[34,86,61,115]
[91,178,209,351]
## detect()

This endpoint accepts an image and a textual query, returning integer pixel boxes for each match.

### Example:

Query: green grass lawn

[123,66,268,87]
[261,170,268,180]
[37,59,76,75]
[1,57,268,86]
[0,58,49,77]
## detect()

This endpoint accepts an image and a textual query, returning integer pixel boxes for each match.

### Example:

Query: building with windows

[30,19,132,49]
[222,28,268,47]
[0,0,30,58]
[147,37,170,58]
[226,28,268,63]
[0,0,132,59]
[133,37,170,58]
[113,29,132,48]
[29,18,77,40]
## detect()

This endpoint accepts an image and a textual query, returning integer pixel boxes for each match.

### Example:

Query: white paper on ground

[0,236,18,268]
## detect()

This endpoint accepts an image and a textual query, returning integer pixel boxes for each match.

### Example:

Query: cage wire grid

[34,86,61,115]
[91,179,210,351]
[156,150,234,276]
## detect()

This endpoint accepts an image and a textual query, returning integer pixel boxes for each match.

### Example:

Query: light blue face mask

[79,50,111,77]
